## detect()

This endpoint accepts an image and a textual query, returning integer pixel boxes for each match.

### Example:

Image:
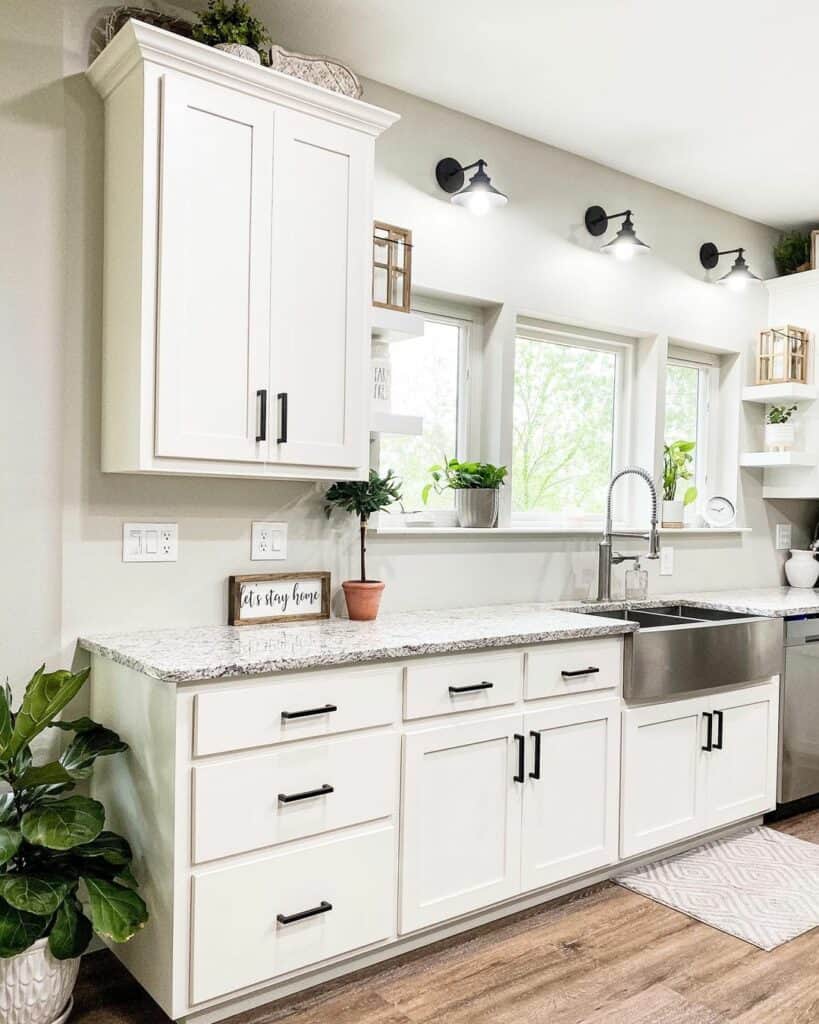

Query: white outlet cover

[659,546,674,576]
[251,522,287,561]
[123,523,178,562]
[775,523,793,550]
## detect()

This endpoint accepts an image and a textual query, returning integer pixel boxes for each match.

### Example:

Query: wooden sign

[228,572,331,626]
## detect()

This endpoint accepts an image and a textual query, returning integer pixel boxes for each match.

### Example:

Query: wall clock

[703,495,736,528]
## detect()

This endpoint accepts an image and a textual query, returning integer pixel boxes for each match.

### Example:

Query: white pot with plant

[192,0,272,64]
[765,404,797,452]
[422,458,509,528]
[325,469,402,621]
[662,440,697,528]
[0,666,148,1024]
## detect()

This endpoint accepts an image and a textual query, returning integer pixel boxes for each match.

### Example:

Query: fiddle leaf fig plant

[192,0,272,63]
[422,458,508,503]
[325,469,402,582]
[0,667,147,959]
[663,440,697,506]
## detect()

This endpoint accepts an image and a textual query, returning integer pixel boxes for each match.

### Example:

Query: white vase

[214,42,261,64]
[765,422,796,452]
[785,549,819,589]
[0,939,79,1024]
[662,499,684,528]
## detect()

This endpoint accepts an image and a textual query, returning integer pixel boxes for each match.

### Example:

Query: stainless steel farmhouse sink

[584,604,784,702]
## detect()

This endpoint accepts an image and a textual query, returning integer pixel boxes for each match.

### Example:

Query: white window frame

[509,322,634,528]
[665,346,720,514]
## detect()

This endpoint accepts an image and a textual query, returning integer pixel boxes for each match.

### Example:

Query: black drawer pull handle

[278,784,334,804]
[277,900,332,926]
[513,733,525,783]
[713,709,724,750]
[281,704,338,721]
[256,389,267,443]
[561,667,600,679]
[529,730,542,780]
[702,711,713,751]
[448,681,494,695]
[277,391,288,444]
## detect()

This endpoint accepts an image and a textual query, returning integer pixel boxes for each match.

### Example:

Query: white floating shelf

[371,306,425,342]
[740,451,818,468]
[741,383,817,403]
[370,411,423,436]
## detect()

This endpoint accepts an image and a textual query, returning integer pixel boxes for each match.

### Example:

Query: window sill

[372,526,752,537]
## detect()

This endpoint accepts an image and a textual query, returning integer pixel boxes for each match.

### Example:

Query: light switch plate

[251,522,287,560]
[123,523,178,562]
[659,546,674,576]
[775,523,792,550]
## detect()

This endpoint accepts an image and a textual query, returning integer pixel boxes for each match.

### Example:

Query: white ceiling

[180,0,818,229]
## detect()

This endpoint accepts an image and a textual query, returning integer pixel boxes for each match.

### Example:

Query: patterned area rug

[615,826,819,950]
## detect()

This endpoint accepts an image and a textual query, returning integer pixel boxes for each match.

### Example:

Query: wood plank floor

[72,810,819,1024]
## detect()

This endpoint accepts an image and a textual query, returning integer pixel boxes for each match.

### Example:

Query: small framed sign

[228,572,331,626]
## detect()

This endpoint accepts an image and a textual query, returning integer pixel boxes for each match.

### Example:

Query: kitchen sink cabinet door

[400,714,523,933]
[704,680,779,830]
[522,699,620,892]
[621,695,708,858]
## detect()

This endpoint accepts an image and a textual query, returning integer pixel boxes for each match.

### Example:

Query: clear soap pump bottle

[625,557,649,600]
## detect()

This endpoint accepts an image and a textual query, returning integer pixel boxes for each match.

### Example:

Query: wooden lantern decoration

[757,325,810,385]
[373,221,412,312]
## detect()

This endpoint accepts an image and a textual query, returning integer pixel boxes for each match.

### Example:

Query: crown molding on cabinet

[86,20,400,138]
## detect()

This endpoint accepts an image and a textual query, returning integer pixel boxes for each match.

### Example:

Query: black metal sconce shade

[585,205,650,258]
[699,242,761,288]
[435,156,508,213]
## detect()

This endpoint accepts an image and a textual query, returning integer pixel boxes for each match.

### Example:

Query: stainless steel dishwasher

[781,615,819,803]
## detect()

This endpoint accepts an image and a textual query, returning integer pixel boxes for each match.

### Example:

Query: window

[378,313,469,516]
[511,327,628,523]
[664,353,714,501]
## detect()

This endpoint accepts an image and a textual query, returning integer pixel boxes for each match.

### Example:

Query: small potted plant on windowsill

[0,665,148,1024]
[765,405,798,452]
[192,0,272,65]
[662,440,697,528]
[325,469,402,621]
[423,457,508,528]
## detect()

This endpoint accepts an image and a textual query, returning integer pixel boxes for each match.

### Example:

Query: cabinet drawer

[194,664,402,755]
[191,826,395,1004]
[526,638,622,700]
[192,732,397,863]
[404,651,524,721]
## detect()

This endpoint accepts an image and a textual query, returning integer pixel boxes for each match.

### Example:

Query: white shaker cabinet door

[155,75,272,463]
[269,109,371,470]
[400,714,524,933]
[522,699,620,892]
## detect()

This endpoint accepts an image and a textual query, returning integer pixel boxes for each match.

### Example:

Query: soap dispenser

[624,557,649,600]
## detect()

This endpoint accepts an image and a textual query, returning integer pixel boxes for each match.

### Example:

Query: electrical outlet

[123,523,178,562]
[776,523,793,550]
[660,546,674,576]
[251,521,287,561]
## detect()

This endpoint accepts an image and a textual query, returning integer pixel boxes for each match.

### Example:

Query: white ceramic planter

[214,42,261,63]
[662,499,684,528]
[785,549,819,589]
[765,422,796,452]
[455,488,499,528]
[0,939,79,1024]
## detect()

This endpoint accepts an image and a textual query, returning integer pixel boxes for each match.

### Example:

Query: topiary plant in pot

[773,231,811,277]
[0,666,147,1024]
[325,469,402,621]
[192,0,272,64]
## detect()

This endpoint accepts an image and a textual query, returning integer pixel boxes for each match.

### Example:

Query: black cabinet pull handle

[281,703,337,721]
[448,681,494,695]
[277,900,332,926]
[256,389,267,443]
[513,733,525,783]
[529,730,542,780]
[713,709,724,750]
[277,391,288,444]
[561,667,600,679]
[278,784,334,804]
[702,711,713,751]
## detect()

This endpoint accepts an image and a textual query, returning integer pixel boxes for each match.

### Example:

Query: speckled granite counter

[79,605,636,682]
[557,587,819,619]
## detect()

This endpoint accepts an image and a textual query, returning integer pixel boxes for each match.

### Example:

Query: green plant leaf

[0,827,22,868]
[0,794,15,827]
[72,831,132,867]
[683,486,698,507]
[0,899,45,957]
[0,686,12,762]
[60,726,128,778]
[84,877,148,943]
[13,762,75,792]
[21,796,105,851]
[115,864,139,890]
[421,483,432,505]
[7,667,90,760]
[48,897,93,960]
[49,717,101,733]
[0,874,71,916]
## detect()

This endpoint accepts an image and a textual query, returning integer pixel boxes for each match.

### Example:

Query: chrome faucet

[597,466,661,602]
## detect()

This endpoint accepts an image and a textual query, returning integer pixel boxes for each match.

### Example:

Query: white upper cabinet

[87,21,398,480]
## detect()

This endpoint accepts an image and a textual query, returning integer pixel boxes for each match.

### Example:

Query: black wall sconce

[585,206,650,260]
[699,243,761,291]
[435,157,508,216]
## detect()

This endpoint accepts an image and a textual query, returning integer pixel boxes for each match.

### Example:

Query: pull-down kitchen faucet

[597,467,660,601]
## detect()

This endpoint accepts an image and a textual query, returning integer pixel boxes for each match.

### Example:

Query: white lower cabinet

[621,679,779,858]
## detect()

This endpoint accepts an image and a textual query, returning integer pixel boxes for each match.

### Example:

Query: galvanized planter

[455,488,499,528]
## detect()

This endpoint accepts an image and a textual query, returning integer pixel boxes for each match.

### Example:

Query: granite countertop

[79,604,636,682]
[557,587,819,619]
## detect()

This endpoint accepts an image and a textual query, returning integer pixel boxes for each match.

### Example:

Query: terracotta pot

[342,581,385,621]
